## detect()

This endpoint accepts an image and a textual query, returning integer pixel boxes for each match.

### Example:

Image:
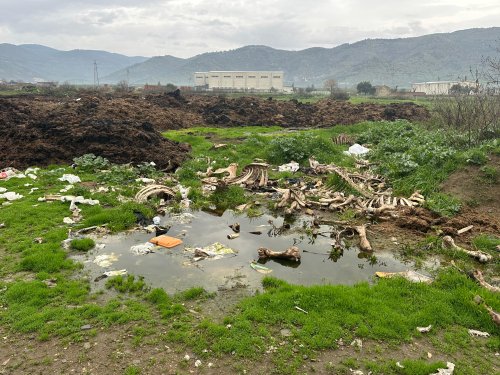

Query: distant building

[193,71,284,92]
[411,81,477,95]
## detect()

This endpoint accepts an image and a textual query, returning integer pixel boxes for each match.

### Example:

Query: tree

[323,79,337,94]
[357,81,375,95]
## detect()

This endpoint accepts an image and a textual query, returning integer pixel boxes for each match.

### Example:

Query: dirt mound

[0,96,190,169]
[189,96,429,128]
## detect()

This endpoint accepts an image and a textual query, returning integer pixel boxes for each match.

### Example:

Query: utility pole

[93,61,100,90]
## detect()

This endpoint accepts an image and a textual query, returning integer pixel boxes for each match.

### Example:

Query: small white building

[194,71,284,92]
[411,81,477,95]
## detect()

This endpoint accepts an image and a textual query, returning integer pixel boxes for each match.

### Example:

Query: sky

[0,0,499,58]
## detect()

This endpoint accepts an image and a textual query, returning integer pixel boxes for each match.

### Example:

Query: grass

[70,238,95,252]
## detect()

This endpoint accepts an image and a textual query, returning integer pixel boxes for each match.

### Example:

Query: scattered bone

[134,185,175,203]
[229,223,240,233]
[353,225,372,252]
[431,362,455,375]
[457,225,473,235]
[468,329,490,337]
[442,236,492,263]
[471,270,499,293]
[416,325,432,333]
[227,233,240,240]
[485,306,500,326]
[258,246,301,262]
[213,163,238,179]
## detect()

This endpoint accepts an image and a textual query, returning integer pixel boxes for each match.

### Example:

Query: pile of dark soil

[0,97,190,169]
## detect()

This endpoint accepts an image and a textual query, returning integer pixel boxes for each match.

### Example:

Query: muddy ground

[0,92,429,168]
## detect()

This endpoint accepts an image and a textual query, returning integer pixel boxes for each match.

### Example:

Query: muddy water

[77,211,421,294]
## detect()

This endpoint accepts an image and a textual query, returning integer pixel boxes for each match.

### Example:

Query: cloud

[0,0,498,57]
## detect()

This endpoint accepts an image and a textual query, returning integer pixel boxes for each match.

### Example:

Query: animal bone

[135,185,175,203]
[472,270,499,293]
[353,224,372,252]
[258,246,301,262]
[442,236,492,263]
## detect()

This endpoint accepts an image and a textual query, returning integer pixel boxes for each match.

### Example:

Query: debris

[468,329,490,337]
[93,253,119,267]
[58,174,81,184]
[430,362,455,375]
[103,269,127,277]
[350,338,363,349]
[457,225,473,235]
[249,231,262,235]
[135,184,175,203]
[294,306,308,314]
[278,161,300,173]
[80,325,92,330]
[442,236,492,263]
[227,233,240,240]
[229,223,240,233]
[345,143,370,156]
[195,359,202,367]
[396,362,404,369]
[130,243,156,255]
[0,191,24,201]
[416,325,432,333]
[186,242,236,261]
[63,217,75,225]
[250,262,272,274]
[136,177,155,183]
[152,216,162,225]
[353,225,372,252]
[148,235,183,248]
[258,246,301,262]
[184,354,190,361]
[375,270,433,283]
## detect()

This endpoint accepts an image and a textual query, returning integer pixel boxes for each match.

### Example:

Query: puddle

[75,211,427,294]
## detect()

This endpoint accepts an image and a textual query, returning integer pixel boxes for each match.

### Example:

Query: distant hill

[1,27,499,87]
[0,44,147,84]
[105,27,500,88]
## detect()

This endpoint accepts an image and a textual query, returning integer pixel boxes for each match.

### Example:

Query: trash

[258,246,301,262]
[149,235,183,248]
[93,253,119,267]
[0,191,24,201]
[58,174,81,184]
[103,269,127,277]
[59,185,73,193]
[375,270,433,283]
[39,195,99,206]
[0,223,5,229]
[0,168,21,180]
[229,223,240,233]
[0,188,6,193]
[431,362,455,375]
[152,216,162,225]
[184,354,190,361]
[186,242,236,261]
[294,306,308,314]
[80,324,92,330]
[249,231,262,235]
[344,143,370,156]
[250,262,272,274]
[130,242,156,255]
[416,325,432,333]
[227,233,240,240]
[396,362,404,368]
[195,360,202,367]
[278,161,300,173]
[468,329,490,337]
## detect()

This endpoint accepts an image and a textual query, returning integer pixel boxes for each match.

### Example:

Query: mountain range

[1,27,499,88]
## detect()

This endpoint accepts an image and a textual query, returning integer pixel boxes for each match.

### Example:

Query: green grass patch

[70,238,95,252]
[425,192,462,217]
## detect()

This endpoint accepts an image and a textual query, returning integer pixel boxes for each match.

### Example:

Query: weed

[70,238,95,252]
[124,365,141,375]
[426,192,462,217]
[106,275,148,294]
[480,165,498,183]
[73,153,110,172]
[472,234,500,253]
[209,186,247,211]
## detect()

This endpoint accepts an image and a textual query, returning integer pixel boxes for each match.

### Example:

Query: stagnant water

[74,210,426,293]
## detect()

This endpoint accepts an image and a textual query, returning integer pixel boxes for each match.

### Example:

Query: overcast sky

[1,0,499,57]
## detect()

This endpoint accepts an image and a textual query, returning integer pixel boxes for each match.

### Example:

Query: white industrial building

[411,81,477,95]
[193,71,284,92]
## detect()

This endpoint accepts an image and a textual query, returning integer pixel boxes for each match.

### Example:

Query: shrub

[426,193,462,217]
[73,154,109,172]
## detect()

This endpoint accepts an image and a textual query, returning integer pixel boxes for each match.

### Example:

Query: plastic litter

[152,216,162,225]
[250,262,272,274]
[186,242,236,261]
[278,161,300,173]
[375,270,433,283]
[149,235,183,248]
[431,362,455,375]
[130,242,156,255]
[136,177,155,183]
[0,188,6,193]
[63,217,75,224]
[93,253,119,267]
[0,191,24,201]
[58,174,81,184]
[344,143,370,156]
[103,269,127,277]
